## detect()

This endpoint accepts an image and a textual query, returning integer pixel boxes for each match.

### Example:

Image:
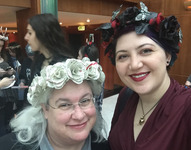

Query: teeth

[132,73,146,78]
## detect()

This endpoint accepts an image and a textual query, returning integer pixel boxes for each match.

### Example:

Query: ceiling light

[59,22,62,25]
[184,0,191,10]
[86,19,90,23]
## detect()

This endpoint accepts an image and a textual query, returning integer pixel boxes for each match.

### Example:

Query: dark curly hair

[98,2,182,68]
[79,44,99,62]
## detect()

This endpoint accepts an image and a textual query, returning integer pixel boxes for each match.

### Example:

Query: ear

[166,53,172,66]
[41,104,48,119]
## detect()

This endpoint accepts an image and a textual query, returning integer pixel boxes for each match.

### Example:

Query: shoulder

[91,140,111,150]
[0,132,18,150]
[0,132,40,150]
[50,56,68,65]
[90,131,111,150]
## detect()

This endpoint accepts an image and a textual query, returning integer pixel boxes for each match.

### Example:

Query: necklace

[139,98,160,125]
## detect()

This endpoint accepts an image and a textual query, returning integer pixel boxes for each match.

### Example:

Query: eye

[79,98,91,107]
[141,48,153,54]
[116,54,129,61]
[58,103,72,109]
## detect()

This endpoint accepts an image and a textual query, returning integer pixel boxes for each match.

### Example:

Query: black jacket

[0,132,110,150]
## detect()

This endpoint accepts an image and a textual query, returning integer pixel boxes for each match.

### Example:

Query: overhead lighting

[78,25,85,31]
[86,18,90,23]
[59,22,63,25]
[184,0,191,10]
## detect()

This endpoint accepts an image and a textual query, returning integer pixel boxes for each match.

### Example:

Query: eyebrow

[116,43,155,55]
[136,43,155,50]
[55,93,93,104]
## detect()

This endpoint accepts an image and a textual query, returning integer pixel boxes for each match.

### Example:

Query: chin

[134,86,151,94]
[71,132,90,142]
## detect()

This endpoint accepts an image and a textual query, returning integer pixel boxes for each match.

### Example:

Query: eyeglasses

[47,97,95,113]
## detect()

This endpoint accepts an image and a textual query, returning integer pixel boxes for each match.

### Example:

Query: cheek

[116,63,126,75]
[87,106,97,122]
[47,111,71,125]
[55,113,71,123]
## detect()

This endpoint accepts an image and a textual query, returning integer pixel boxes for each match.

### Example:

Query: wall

[162,0,191,84]
[12,0,191,88]
[16,0,40,54]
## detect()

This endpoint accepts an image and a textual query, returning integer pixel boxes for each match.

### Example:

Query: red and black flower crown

[97,2,183,65]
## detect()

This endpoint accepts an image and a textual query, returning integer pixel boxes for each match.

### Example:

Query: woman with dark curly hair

[98,2,191,150]
[24,13,74,84]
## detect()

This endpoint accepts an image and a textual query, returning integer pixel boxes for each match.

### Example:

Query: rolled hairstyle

[98,2,183,69]
[79,43,99,62]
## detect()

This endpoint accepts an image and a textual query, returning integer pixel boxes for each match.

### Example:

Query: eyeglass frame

[47,96,95,113]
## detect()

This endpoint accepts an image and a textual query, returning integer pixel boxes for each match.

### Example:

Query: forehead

[116,31,157,51]
[50,80,92,102]
[27,24,34,32]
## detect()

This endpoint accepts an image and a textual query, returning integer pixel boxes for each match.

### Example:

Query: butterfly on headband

[135,2,150,21]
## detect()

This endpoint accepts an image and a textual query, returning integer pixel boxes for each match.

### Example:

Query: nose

[128,55,143,70]
[24,33,28,42]
[71,105,85,120]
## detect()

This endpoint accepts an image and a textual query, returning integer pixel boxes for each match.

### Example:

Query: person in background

[19,44,34,108]
[24,13,75,85]
[5,42,25,124]
[0,28,15,80]
[77,37,104,112]
[98,2,191,150]
[0,77,15,88]
[0,27,16,136]
[78,42,99,63]
[185,74,191,87]
[0,58,110,150]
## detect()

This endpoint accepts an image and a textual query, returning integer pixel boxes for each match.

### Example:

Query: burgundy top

[109,78,191,150]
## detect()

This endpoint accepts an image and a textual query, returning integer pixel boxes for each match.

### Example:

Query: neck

[40,47,52,60]
[47,133,85,150]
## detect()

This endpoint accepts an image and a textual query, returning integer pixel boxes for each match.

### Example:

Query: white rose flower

[27,76,46,107]
[65,59,87,84]
[86,62,100,80]
[45,64,68,89]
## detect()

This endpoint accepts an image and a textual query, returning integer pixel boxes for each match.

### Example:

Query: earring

[167,61,169,65]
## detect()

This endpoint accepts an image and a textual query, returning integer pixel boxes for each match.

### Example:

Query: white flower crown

[27,57,105,107]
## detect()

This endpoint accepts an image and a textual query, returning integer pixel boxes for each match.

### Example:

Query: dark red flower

[111,19,120,29]
[149,13,164,32]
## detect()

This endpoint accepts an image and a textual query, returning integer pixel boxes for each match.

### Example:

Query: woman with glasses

[0,58,110,150]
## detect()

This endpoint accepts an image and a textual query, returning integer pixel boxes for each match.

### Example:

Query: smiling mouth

[130,72,149,81]
[69,122,87,129]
